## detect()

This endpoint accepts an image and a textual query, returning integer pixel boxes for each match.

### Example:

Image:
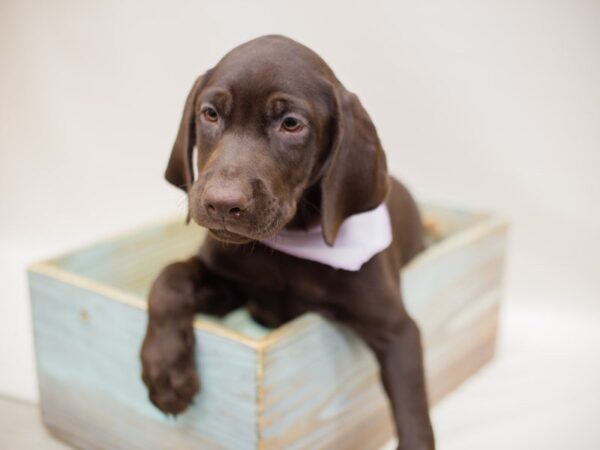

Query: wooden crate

[28,204,508,450]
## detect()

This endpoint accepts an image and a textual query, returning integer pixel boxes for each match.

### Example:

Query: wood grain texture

[30,272,258,450]
[259,316,394,450]
[28,204,508,450]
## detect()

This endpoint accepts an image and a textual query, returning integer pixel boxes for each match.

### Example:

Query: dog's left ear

[320,84,389,246]
[165,73,209,192]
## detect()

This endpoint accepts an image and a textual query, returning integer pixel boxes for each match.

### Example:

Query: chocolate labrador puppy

[141,35,434,450]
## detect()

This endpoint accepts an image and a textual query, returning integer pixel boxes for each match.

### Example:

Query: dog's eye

[202,107,219,123]
[281,116,303,132]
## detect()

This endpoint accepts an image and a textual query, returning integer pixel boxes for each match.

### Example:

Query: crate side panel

[50,222,205,297]
[425,291,500,403]
[257,220,508,448]
[403,219,507,347]
[403,221,507,320]
[29,272,258,450]
[259,315,394,450]
[403,220,507,402]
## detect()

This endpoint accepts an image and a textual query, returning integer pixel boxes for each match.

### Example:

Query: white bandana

[261,203,392,271]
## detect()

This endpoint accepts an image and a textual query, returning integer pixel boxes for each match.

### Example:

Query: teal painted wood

[30,273,258,450]
[260,316,393,450]
[28,205,509,450]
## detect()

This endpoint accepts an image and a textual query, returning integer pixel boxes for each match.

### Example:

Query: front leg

[353,313,435,450]
[140,256,242,415]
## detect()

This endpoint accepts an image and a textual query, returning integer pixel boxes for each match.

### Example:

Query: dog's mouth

[205,208,288,245]
[208,228,253,244]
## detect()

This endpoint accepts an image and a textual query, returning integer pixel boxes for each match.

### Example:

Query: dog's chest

[200,238,356,324]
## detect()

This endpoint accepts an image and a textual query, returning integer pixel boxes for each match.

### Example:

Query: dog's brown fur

[141,35,435,450]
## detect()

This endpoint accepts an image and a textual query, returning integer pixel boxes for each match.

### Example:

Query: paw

[141,325,200,415]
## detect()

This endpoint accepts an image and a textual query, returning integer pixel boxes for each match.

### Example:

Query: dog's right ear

[319,83,389,246]
[165,73,210,192]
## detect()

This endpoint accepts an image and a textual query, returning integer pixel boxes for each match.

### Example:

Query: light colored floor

[0,395,69,450]
[432,303,600,450]
[2,301,600,450]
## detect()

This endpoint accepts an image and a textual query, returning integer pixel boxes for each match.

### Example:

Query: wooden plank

[48,219,205,297]
[29,272,259,450]
[259,316,393,450]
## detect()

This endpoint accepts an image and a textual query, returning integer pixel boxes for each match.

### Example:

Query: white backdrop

[1,1,599,448]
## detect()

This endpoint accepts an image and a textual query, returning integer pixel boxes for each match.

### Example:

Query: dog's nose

[203,188,249,220]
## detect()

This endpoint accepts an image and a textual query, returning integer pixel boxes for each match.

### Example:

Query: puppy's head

[166,35,389,245]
